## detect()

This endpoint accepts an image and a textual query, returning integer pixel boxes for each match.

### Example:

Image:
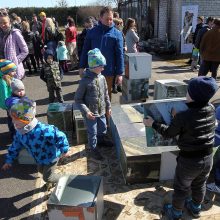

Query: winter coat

[56,45,68,61]
[194,24,210,49]
[79,21,124,76]
[215,124,220,147]
[5,121,69,165]
[44,27,57,44]
[152,102,215,155]
[200,26,220,62]
[40,61,61,88]
[193,23,203,44]
[31,20,42,34]
[0,28,28,79]
[77,28,88,58]
[125,29,139,53]
[74,70,111,117]
[65,26,77,43]
[0,76,12,110]
[22,30,36,54]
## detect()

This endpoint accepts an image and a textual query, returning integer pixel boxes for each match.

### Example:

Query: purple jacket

[4,29,28,79]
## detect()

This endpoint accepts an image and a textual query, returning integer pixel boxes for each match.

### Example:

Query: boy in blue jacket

[2,97,70,187]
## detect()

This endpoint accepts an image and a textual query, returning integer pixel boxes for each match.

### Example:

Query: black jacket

[194,24,210,49]
[152,102,215,156]
[193,23,203,44]
[22,30,36,54]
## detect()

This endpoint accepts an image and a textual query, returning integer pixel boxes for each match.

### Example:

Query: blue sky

[0,0,94,8]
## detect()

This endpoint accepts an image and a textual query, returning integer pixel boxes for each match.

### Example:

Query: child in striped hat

[0,59,17,137]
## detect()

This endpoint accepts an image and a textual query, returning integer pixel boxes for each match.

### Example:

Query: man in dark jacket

[193,16,204,45]
[79,6,124,100]
[144,76,218,219]
[31,14,42,34]
[195,17,214,50]
[199,18,220,79]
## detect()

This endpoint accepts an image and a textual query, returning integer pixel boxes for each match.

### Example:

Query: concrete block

[47,175,103,220]
[154,79,187,100]
[125,53,152,79]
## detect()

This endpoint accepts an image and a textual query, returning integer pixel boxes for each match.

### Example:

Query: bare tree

[56,0,68,7]
[90,0,118,7]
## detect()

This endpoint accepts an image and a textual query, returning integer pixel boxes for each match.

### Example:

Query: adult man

[79,6,124,100]
[195,17,214,51]
[199,18,220,79]
[31,14,42,34]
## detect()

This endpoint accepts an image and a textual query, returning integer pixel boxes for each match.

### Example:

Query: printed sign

[181,5,198,54]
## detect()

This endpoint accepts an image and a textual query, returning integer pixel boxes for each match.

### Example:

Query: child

[5,78,26,109]
[206,105,220,194]
[40,49,64,103]
[5,79,26,137]
[191,47,199,71]
[1,97,70,187]
[56,41,68,79]
[143,76,218,219]
[74,48,113,160]
[0,59,17,136]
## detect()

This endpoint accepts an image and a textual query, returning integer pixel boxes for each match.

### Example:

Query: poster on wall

[181,5,198,54]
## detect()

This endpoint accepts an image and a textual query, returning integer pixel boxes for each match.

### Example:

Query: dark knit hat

[11,79,25,93]
[188,76,218,103]
[45,49,54,60]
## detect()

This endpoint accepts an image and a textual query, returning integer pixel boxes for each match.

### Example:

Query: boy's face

[14,89,25,97]
[91,66,104,74]
[47,55,53,64]
[11,117,26,129]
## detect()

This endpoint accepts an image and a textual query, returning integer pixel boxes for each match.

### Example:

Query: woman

[44,18,57,58]
[0,12,28,79]
[65,18,78,70]
[21,21,37,74]
[124,18,139,53]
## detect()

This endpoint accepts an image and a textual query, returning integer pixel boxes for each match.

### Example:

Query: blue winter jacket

[79,22,124,76]
[5,121,69,165]
[56,45,68,61]
[215,124,220,147]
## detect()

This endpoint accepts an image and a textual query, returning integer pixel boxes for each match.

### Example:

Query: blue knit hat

[216,106,220,120]
[0,59,17,76]
[188,76,218,103]
[88,48,106,69]
[45,49,54,60]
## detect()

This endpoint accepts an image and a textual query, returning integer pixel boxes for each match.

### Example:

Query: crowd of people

[0,6,220,220]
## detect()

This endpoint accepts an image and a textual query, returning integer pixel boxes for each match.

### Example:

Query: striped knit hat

[0,59,17,75]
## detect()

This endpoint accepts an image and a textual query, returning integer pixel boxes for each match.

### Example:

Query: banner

[181,5,198,54]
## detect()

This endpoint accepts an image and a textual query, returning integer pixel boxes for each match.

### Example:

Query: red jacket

[65,26,77,43]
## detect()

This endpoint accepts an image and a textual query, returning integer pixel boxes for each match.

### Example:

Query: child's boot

[185,198,201,218]
[163,204,182,220]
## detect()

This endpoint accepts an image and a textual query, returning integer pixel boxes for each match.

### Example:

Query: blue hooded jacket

[79,21,124,76]
[5,121,69,165]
